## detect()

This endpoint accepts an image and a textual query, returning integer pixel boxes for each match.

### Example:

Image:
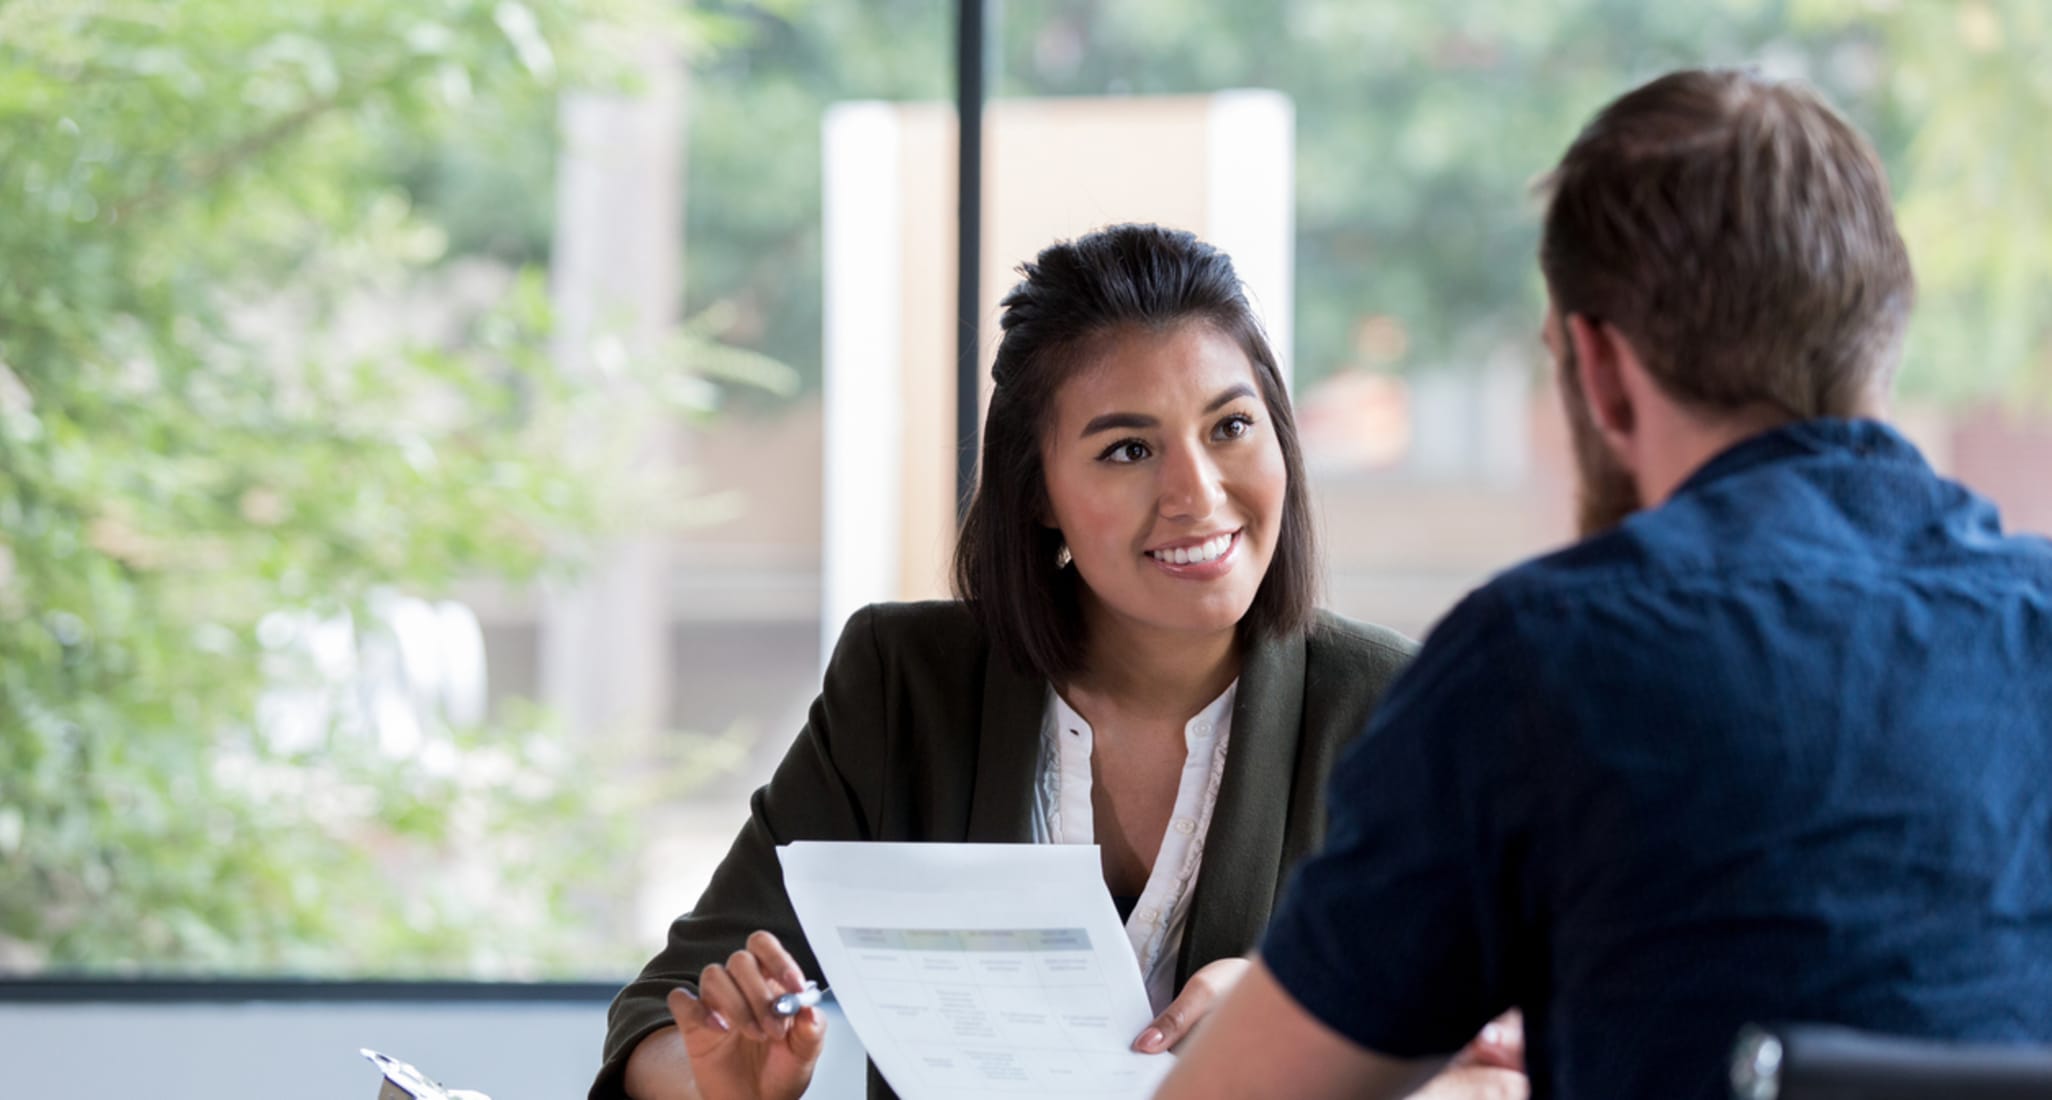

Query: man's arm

[1153,958,1445,1100]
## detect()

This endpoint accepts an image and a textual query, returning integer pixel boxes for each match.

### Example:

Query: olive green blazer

[592,600,1414,1100]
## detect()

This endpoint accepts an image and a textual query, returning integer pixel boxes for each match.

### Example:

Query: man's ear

[1565,313,1636,450]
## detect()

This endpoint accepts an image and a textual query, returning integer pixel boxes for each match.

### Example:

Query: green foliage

[10,0,2050,981]
[0,0,738,977]
[581,0,2052,404]
[1847,0,2052,405]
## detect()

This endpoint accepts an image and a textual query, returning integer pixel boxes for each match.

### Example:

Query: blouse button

[1172,818,1196,836]
[1139,907,1158,924]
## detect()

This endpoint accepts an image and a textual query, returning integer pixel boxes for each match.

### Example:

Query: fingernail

[1482,1024,1504,1045]
[707,1011,730,1032]
[1137,1027,1165,1052]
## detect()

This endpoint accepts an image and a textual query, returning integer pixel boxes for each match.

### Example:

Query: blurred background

[5,0,2051,1000]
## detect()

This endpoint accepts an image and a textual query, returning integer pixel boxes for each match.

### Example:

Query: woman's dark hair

[951,223,1317,686]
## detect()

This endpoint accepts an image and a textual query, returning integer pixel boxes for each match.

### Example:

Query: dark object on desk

[1731,1023,2052,1100]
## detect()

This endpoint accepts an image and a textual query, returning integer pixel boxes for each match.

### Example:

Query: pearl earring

[1055,544,1072,569]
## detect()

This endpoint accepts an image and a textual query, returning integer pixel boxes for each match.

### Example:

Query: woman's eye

[1099,439,1151,463]
[1215,413,1256,440]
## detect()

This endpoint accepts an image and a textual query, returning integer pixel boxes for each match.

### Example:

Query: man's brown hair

[1539,68,1915,419]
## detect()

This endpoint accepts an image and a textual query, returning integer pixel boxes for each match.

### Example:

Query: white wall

[818,92,1297,661]
[0,994,865,1100]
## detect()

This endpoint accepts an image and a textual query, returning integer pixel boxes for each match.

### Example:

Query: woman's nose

[1158,445,1226,519]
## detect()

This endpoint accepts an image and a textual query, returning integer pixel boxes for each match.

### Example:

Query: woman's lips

[1145,530,1240,579]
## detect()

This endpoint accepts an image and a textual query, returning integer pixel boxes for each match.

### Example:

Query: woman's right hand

[655,930,828,1100]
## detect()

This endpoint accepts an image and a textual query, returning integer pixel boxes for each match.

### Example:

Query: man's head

[1538,68,1916,534]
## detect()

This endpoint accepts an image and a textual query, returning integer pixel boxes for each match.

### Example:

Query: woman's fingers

[1132,957,1250,1053]
[698,960,770,1041]
[747,929,807,993]
[786,1004,829,1065]
[1132,1003,1185,1054]
[727,949,790,1041]
[667,986,729,1037]
[690,931,820,1048]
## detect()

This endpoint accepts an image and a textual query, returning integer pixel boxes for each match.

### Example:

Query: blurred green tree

[599,0,2052,405]
[0,0,755,976]
[11,0,2047,979]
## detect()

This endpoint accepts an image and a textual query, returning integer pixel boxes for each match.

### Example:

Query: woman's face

[1040,320,1289,648]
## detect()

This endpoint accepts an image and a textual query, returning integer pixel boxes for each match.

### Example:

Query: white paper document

[777,842,1175,1100]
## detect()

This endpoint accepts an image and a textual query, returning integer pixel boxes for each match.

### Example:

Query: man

[1155,68,2052,1100]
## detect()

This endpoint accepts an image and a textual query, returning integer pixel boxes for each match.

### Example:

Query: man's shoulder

[1489,469,2052,612]
[1476,507,1734,616]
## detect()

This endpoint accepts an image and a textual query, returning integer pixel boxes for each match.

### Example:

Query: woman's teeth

[1150,532,1233,566]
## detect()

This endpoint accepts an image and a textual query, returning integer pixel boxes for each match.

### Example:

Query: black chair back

[1731,1023,2052,1100]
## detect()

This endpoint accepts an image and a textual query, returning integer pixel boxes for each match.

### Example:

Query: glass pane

[6,0,2048,985]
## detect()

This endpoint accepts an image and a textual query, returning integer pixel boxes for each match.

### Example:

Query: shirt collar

[1047,678,1239,752]
[1671,417,1928,501]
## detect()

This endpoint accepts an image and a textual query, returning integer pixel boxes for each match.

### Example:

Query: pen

[771,980,826,1017]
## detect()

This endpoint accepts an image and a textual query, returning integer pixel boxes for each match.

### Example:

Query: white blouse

[1029,681,1238,1014]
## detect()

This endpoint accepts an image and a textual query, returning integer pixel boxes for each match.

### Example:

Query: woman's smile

[1145,529,1241,578]
[1040,320,1287,644]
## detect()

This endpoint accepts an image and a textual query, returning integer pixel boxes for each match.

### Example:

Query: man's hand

[1453,1010,1524,1073]
[1133,957,1250,1053]
[1152,958,1443,1100]
[1410,1065,1528,1100]
[1401,1010,1527,1098]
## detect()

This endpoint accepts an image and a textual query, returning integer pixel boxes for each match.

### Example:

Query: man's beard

[1557,340,1642,537]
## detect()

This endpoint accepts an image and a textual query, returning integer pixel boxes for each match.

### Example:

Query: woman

[595,224,1444,1100]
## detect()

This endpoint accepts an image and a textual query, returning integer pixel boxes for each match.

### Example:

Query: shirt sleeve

[1259,586,1536,1058]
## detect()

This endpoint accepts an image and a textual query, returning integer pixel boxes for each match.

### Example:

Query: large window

[6,0,2049,982]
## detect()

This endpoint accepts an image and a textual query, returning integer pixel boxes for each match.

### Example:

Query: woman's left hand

[1131,957,1250,1053]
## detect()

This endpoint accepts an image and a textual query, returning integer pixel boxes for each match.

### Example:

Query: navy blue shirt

[1262,419,2052,1099]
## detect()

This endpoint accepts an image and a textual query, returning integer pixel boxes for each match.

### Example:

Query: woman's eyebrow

[1081,411,1155,437]
[1205,383,1256,413]
[1080,384,1258,438]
